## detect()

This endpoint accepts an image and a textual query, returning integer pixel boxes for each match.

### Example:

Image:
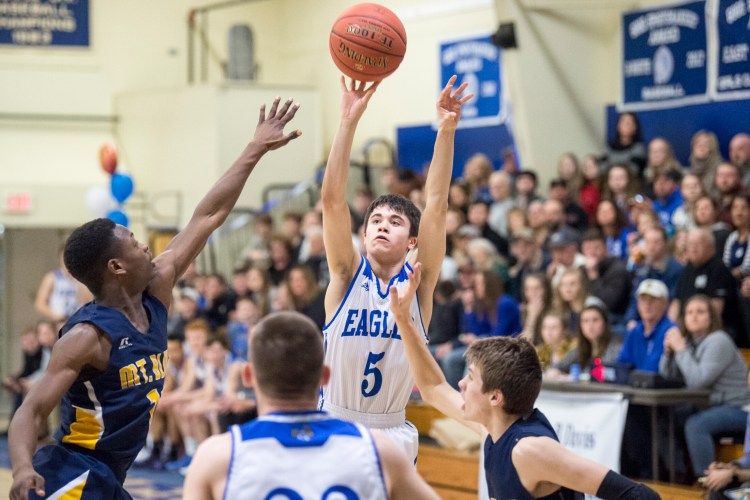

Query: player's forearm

[321,121,357,206]
[395,314,447,395]
[424,127,456,207]
[8,404,41,473]
[192,140,268,226]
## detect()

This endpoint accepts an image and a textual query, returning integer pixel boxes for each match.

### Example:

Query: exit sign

[4,192,33,214]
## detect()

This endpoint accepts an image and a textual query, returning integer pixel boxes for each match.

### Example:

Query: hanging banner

[715,0,750,99]
[0,0,89,47]
[621,1,708,110]
[440,34,505,128]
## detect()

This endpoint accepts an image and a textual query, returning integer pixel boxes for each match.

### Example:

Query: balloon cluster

[85,144,135,226]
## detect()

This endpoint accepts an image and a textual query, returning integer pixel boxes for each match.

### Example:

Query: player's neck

[257,394,320,415]
[95,286,148,330]
[368,256,405,285]
[486,410,522,443]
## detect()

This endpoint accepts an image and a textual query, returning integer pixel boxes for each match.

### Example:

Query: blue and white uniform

[31,293,168,499]
[224,411,387,500]
[321,256,427,462]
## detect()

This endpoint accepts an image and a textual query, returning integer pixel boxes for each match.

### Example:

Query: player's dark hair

[251,312,324,400]
[63,218,118,296]
[466,337,541,416]
[363,194,422,237]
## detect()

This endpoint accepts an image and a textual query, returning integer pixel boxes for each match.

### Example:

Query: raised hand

[339,77,379,124]
[390,262,421,322]
[437,75,474,130]
[253,97,302,151]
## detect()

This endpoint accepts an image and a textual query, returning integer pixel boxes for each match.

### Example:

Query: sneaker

[165,454,192,471]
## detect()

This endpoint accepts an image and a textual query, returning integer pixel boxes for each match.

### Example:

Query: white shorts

[381,421,419,464]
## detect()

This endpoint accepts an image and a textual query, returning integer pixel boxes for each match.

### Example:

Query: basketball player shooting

[8,97,301,500]
[319,75,472,463]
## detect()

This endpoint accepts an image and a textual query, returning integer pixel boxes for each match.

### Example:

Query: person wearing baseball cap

[546,226,585,288]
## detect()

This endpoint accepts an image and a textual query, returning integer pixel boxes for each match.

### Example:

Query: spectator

[441,270,521,389]
[560,302,623,376]
[167,287,203,341]
[300,226,330,287]
[487,171,514,237]
[467,200,509,257]
[689,130,723,195]
[651,169,683,235]
[507,228,550,301]
[617,279,673,373]
[729,132,750,188]
[581,229,631,321]
[557,152,584,199]
[229,266,250,298]
[723,194,750,281]
[645,137,682,186]
[528,200,549,248]
[695,195,732,252]
[579,154,603,223]
[34,248,91,322]
[671,228,745,346]
[596,199,634,260]
[449,180,471,215]
[1,326,41,424]
[226,295,258,360]
[625,226,684,328]
[548,178,588,232]
[461,153,493,203]
[244,213,274,262]
[553,268,589,333]
[546,226,585,287]
[519,272,553,346]
[513,170,542,210]
[427,281,463,365]
[602,164,638,214]
[716,162,746,226]
[268,234,294,286]
[283,264,326,329]
[506,207,528,237]
[604,112,646,179]
[672,173,707,231]
[203,273,235,329]
[466,237,508,280]
[660,295,750,479]
[280,211,304,261]
[536,311,577,373]
[246,266,271,317]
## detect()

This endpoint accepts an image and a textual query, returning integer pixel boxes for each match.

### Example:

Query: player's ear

[242,362,254,387]
[407,236,417,250]
[320,365,331,387]
[108,258,126,276]
[489,389,504,408]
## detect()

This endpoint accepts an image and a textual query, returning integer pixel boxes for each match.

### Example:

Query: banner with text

[622,1,708,110]
[536,390,629,472]
[0,0,89,47]
[715,0,750,99]
[440,34,504,128]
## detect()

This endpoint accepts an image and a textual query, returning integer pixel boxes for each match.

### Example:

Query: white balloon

[85,186,117,217]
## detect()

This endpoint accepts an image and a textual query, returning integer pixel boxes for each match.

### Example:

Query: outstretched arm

[391,264,484,435]
[149,98,301,306]
[372,429,439,500]
[322,79,379,313]
[414,76,473,325]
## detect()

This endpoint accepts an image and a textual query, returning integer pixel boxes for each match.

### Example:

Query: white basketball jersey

[223,412,387,500]
[321,256,427,421]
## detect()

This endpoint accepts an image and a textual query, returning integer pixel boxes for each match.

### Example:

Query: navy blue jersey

[484,409,583,500]
[54,292,168,482]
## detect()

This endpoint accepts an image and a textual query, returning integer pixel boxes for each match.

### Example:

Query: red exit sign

[4,192,33,214]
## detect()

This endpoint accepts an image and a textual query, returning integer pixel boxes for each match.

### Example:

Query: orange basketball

[329,3,407,82]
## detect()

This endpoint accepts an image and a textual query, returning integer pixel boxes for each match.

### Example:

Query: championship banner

[536,390,629,473]
[714,0,750,99]
[622,1,708,110]
[440,34,505,128]
[0,0,89,47]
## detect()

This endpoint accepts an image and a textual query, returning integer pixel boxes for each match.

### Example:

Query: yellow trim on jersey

[48,470,88,500]
[61,406,102,450]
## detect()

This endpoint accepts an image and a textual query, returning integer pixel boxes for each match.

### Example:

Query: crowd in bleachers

[6,111,750,492]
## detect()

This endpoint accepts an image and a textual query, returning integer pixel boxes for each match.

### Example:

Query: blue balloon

[106,209,129,227]
[111,173,134,203]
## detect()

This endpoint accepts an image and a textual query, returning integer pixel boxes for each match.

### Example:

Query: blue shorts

[30,445,132,500]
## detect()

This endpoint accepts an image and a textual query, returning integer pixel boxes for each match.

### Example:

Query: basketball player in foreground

[392,264,660,500]
[320,75,472,462]
[9,97,301,500]
[183,312,438,499]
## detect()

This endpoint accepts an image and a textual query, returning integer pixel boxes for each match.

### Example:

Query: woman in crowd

[579,154,603,223]
[246,266,272,316]
[645,137,682,186]
[466,237,508,281]
[689,130,724,195]
[602,164,638,214]
[461,153,493,203]
[672,173,706,231]
[449,180,471,215]
[520,272,553,346]
[281,264,326,329]
[558,302,623,376]
[553,268,589,333]
[659,295,750,479]
[536,311,577,373]
[557,152,584,198]
[595,199,633,260]
[723,194,750,281]
[605,112,646,179]
[694,195,732,252]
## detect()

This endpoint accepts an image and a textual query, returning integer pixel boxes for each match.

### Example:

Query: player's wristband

[596,470,660,500]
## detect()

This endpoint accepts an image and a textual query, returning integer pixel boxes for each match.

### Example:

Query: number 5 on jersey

[361,352,385,397]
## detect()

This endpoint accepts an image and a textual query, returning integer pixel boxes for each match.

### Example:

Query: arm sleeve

[596,470,660,500]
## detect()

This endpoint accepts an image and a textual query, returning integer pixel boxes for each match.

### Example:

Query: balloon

[111,173,134,203]
[99,144,118,175]
[85,186,118,217]
[106,209,129,227]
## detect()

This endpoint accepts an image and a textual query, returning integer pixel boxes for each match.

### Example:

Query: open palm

[340,77,380,123]
[437,75,473,129]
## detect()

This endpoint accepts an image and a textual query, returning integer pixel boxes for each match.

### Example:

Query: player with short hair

[391,264,660,500]
[9,97,301,500]
[319,76,472,461]
[183,311,439,500]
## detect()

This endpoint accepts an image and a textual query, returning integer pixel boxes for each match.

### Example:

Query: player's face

[364,206,415,261]
[458,363,492,424]
[113,225,154,288]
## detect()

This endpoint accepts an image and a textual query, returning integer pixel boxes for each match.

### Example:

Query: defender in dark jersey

[392,264,660,500]
[8,97,301,500]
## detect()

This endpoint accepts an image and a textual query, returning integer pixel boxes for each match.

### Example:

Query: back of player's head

[250,311,323,400]
[364,193,422,237]
[63,218,118,296]
[466,337,541,416]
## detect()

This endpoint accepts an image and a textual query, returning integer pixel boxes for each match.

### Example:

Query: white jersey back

[322,256,427,422]
[224,411,387,500]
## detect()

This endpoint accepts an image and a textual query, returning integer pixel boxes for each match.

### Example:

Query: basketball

[329,3,407,82]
